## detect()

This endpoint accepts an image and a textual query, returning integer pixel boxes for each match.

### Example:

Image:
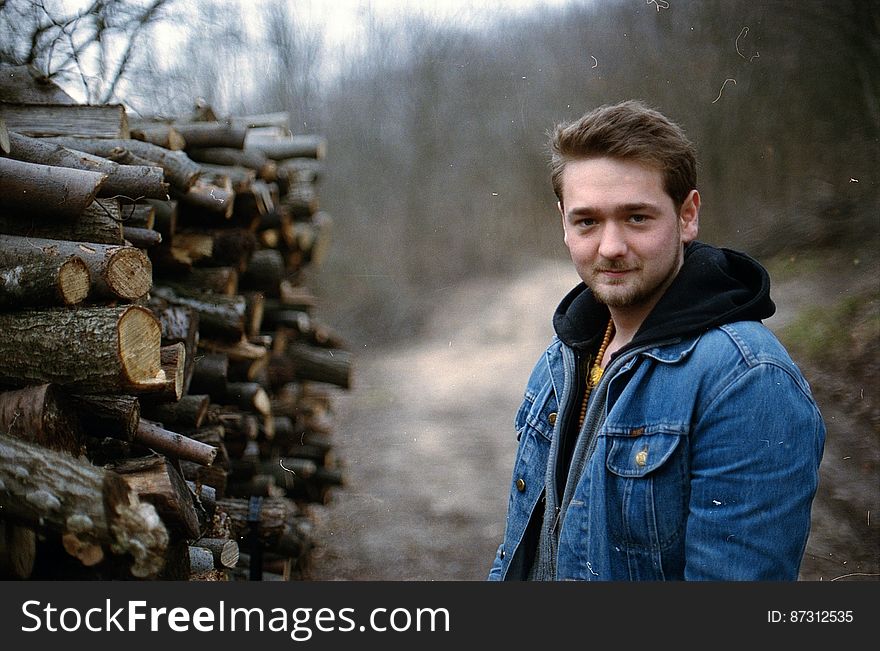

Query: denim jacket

[488,245,825,581]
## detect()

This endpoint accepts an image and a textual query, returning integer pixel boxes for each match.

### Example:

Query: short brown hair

[549,100,697,208]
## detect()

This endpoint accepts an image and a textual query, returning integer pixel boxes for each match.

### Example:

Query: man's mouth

[596,267,635,277]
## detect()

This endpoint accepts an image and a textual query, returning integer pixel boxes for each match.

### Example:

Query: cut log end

[118,306,163,386]
[58,256,90,305]
[253,387,271,417]
[105,247,152,300]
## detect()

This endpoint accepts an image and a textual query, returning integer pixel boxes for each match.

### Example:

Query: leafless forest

[2,0,876,344]
[1,0,876,581]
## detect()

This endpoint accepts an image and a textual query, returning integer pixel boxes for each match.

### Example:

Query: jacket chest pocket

[603,427,688,550]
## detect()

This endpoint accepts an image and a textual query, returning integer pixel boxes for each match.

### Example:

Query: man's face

[559,157,699,318]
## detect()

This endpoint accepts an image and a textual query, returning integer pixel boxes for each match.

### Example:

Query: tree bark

[187,147,272,176]
[0,64,77,104]
[243,291,265,338]
[182,425,228,469]
[227,349,270,383]
[0,234,151,301]
[180,266,239,295]
[239,248,285,297]
[45,136,201,192]
[279,281,319,310]
[187,480,217,519]
[208,407,259,442]
[167,229,257,272]
[226,474,284,498]
[146,199,177,241]
[69,393,140,442]
[179,461,227,498]
[234,181,276,222]
[0,304,164,393]
[199,163,257,192]
[192,537,239,569]
[228,111,290,130]
[109,455,200,539]
[0,102,129,138]
[151,284,247,341]
[141,393,210,429]
[187,546,216,575]
[0,384,83,453]
[0,254,89,308]
[188,353,229,402]
[0,157,107,219]
[0,432,168,577]
[245,133,327,160]
[269,345,352,389]
[4,132,167,200]
[123,203,155,229]
[173,122,248,149]
[130,124,186,150]
[175,179,235,218]
[0,198,124,245]
[225,382,272,417]
[215,497,295,543]
[123,226,162,248]
[135,419,217,466]
[0,521,36,579]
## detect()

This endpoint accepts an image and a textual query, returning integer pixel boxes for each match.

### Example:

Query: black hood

[552,241,776,354]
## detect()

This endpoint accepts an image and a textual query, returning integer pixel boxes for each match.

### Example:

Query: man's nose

[597,223,627,259]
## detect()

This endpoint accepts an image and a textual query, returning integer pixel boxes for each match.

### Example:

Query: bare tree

[0,0,171,103]
[260,1,324,132]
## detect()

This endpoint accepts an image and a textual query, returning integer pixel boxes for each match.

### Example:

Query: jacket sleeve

[684,362,825,580]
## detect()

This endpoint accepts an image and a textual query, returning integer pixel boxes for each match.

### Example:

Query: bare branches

[0,0,171,103]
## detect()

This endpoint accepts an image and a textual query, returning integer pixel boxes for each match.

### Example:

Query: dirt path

[306,256,878,581]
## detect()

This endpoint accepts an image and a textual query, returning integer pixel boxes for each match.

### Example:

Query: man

[488,100,826,581]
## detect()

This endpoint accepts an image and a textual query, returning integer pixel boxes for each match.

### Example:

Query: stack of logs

[0,66,351,581]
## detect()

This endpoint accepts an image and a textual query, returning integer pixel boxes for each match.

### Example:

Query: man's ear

[679,190,700,243]
[558,201,569,244]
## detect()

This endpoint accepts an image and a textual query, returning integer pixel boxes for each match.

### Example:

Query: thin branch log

[135,419,217,466]
[45,136,201,191]
[4,131,167,199]
[0,234,151,301]
[0,253,89,308]
[0,157,106,219]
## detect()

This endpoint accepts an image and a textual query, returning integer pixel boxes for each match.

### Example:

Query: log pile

[0,71,351,582]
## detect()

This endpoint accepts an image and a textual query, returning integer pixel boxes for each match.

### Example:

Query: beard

[587,247,683,309]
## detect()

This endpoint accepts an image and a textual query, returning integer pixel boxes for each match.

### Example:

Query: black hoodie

[552,241,776,357]
[549,241,776,499]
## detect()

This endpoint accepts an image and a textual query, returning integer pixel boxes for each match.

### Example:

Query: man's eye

[577,218,596,227]
[629,214,648,223]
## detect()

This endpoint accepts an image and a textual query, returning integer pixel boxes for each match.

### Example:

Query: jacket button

[548,412,557,425]
[635,449,648,467]
[515,478,526,492]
